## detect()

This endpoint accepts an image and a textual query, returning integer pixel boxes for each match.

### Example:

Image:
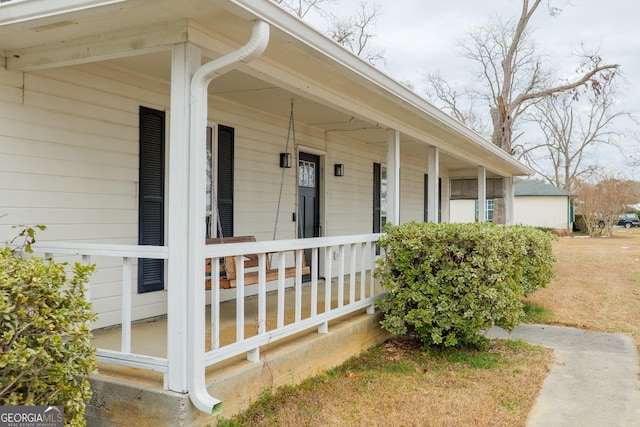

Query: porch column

[504,177,515,225]
[387,129,400,225]
[427,146,439,223]
[477,166,486,222]
[167,42,201,393]
[440,176,451,223]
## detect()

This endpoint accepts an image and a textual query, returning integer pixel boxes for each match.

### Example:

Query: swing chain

[272,99,296,241]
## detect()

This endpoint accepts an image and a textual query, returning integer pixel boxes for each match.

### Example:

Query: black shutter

[138,106,165,293]
[373,163,381,233]
[217,125,234,237]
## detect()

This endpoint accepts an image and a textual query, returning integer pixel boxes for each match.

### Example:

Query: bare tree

[515,65,624,192]
[325,2,384,64]
[574,177,639,237]
[424,71,488,136]
[272,0,332,19]
[272,0,384,64]
[424,0,619,153]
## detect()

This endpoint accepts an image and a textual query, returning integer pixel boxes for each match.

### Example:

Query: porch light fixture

[334,163,345,177]
[280,152,292,168]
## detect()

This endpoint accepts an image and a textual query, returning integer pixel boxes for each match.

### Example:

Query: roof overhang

[0,0,533,178]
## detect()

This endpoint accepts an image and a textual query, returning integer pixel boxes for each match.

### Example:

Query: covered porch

[0,0,534,423]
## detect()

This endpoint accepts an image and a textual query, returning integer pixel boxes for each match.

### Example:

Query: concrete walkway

[486,324,640,427]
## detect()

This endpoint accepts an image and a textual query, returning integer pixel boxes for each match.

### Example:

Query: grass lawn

[217,229,640,426]
[524,228,640,354]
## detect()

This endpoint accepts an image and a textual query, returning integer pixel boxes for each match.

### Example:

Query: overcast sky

[305,0,639,178]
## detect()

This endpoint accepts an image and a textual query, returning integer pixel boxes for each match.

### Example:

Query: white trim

[0,0,129,29]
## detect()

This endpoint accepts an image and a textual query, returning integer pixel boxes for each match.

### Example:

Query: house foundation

[85,309,389,426]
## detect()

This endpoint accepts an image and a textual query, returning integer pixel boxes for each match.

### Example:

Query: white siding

[0,62,170,328]
[514,196,570,230]
[400,155,427,224]
[449,200,477,223]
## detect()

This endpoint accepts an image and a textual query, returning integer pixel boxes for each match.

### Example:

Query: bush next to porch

[375,222,555,349]
[0,238,96,426]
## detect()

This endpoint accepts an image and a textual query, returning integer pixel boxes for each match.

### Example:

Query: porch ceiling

[0,0,531,178]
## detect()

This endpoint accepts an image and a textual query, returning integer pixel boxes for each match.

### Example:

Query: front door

[298,153,320,271]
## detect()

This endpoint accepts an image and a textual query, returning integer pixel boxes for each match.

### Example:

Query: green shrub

[0,247,96,426]
[375,222,555,349]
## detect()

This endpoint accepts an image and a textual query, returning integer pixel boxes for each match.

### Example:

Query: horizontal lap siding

[217,103,297,240]
[325,133,382,236]
[0,63,169,329]
[400,156,428,223]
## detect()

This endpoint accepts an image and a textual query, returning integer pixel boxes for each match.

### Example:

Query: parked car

[618,213,640,228]
[598,212,640,228]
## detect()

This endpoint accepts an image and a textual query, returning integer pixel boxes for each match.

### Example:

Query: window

[373,163,387,233]
[475,199,495,222]
[298,159,316,188]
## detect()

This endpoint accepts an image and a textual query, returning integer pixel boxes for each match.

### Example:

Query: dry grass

[220,336,551,427]
[525,228,640,353]
[219,229,640,427]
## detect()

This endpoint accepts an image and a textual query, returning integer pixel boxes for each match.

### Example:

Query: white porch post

[167,42,201,393]
[478,166,486,222]
[387,129,400,225]
[427,146,439,223]
[504,176,515,225]
[441,176,451,223]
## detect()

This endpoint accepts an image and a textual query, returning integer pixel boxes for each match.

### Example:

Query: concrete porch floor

[86,278,390,426]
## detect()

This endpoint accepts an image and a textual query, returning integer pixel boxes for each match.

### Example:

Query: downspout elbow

[192,20,270,92]
[187,19,269,416]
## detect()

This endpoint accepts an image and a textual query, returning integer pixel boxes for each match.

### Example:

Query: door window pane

[299,160,316,188]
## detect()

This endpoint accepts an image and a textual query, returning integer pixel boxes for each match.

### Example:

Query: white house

[0,0,533,423]
[514,180,574,231]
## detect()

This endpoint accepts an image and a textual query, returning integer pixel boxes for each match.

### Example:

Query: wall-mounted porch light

[280,152,292,168]
[334,163,345,177]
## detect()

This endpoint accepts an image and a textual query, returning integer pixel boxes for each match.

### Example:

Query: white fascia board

[0,0,132,30]
[229,0,533,177]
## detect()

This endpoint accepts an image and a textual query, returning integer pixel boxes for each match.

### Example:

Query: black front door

[298,153,320,271]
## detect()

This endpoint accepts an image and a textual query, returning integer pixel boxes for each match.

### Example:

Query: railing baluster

[277,253,286,328]
[360,242,367,300]
[338,245,345,307]
[257,252,267,335]
[211,257,221,349]
[310,247,318,317]
[121,257,132,354]
[248,252,268,362]
[324,246,332,313]
[367,241,377,314]
[349,243,356,304]
[236,255,245,343]
[295,250,303,322]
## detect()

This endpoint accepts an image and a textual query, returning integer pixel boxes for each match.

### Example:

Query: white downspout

[187,20,270,415]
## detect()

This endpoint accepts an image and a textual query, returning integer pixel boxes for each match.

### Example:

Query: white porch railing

[28,242,171,374]
[28,233,385,390]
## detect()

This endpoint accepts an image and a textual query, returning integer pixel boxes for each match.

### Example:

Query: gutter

[187,19,270,415]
